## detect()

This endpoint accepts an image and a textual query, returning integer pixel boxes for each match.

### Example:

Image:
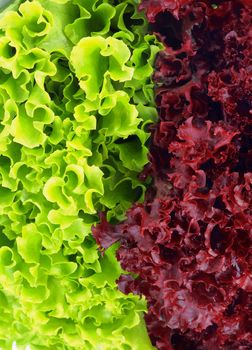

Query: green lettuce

[0,0,162,349]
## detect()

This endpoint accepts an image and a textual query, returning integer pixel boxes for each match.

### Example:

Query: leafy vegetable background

[0,0,162,349]
[1,0,251,349]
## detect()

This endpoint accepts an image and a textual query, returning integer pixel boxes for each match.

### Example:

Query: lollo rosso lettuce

[0,0,163,349]
[94,0,252,350]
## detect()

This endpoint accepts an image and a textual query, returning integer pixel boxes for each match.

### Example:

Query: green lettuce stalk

[0,0,162,349]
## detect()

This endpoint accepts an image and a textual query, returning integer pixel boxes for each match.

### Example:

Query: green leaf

[16,223,42,263]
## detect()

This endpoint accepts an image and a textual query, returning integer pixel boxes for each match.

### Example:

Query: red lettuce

[93,0,252,349]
